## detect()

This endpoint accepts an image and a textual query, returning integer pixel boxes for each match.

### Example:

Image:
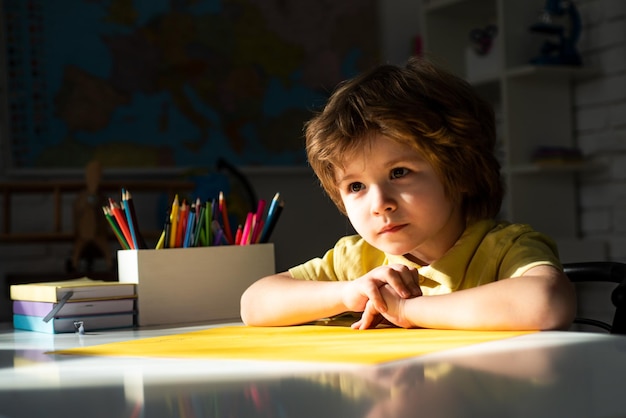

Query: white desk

[0,323,625,418]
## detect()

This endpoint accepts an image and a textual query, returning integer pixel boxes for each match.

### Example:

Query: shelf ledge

[505,162,604,175]
[505,65,599,81]
[467,65,599,87]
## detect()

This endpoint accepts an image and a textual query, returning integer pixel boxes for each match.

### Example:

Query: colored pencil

[206,200,212,246]
[251,199,266,244]
[155,230,165,250]
[175,201,188,248]
[102,206,130,250]
[122,189,139,250]
[252,218,264,244]
[240,212,254,246]
[124,189,146,249]
[259,193,280,243]
[234,224,243,245]
[260,200,284,243]
[183,210,195,248]
[193,205,205,247]
[162,211,171,249]
[168,195,179,249]
[211,220,225,245]
[219,191,233,244]
[109,198,134,249]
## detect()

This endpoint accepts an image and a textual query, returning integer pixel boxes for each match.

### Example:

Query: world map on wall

[3,0,379,170]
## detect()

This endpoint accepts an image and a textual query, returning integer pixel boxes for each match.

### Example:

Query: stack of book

[10,277,136,334]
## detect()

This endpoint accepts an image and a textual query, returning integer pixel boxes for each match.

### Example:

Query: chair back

[563,262,626,334]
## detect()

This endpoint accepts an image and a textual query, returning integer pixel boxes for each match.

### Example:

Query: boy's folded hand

[352,284,417,330]
[342,264,422,316]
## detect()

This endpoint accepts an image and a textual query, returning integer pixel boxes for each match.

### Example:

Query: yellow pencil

[155,230,165,249]
[168,194,179,248]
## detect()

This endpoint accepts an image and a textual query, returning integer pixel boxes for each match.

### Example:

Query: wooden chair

[564,262,626,334]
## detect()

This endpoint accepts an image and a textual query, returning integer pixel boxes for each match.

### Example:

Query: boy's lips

[378,223,406,234]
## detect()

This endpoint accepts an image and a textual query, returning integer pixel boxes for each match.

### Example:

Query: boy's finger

[402,269,422,297]
[370,290,387,313]
[354,304,377,330]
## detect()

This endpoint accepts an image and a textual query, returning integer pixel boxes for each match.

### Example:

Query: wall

[379,0,422,65]
[576,0,626,262]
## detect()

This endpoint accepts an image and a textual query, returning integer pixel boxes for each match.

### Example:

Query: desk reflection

[135,337,625,418]
[3,333,626,418]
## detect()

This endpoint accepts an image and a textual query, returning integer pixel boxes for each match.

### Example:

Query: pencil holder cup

[117,244,275,326]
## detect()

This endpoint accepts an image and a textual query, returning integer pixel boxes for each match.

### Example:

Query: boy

[240,57,576,330]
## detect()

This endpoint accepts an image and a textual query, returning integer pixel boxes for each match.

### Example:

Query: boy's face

[335,134,465,265]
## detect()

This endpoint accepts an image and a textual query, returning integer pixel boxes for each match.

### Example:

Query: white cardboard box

[118,244,275,326]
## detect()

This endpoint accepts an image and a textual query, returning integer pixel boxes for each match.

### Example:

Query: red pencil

[234,224,243,245]
[109,198,134,249]
[102,206,130,250]
[175,200,188,248]
[219,191,233,244]
[240,212,253,246]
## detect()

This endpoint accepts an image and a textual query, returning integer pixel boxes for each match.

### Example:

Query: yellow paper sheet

[52,325,534,365]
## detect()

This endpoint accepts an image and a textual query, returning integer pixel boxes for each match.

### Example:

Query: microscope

[529,0,582,66]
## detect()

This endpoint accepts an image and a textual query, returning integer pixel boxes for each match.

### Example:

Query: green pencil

[103,207,130,250]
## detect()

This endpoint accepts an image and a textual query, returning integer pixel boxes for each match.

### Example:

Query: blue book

[13,312,135,334]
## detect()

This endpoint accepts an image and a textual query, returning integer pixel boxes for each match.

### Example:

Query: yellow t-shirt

[288,219,561,295]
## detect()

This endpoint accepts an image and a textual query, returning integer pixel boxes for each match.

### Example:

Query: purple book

[13,299,135,318]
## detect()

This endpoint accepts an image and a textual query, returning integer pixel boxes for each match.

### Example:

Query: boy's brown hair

[304,56,503,224]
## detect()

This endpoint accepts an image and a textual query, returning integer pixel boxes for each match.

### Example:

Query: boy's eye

[391,167,409,179]
[348,182,364,193]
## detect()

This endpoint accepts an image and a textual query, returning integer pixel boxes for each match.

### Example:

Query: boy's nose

[371,186,397,215]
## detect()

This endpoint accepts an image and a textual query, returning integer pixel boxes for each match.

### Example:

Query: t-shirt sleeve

[499,230,563,279]
[288,235,383,282]
[289,246,339,281]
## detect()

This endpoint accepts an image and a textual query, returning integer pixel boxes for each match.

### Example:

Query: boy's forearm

[402,269,576,331]
[240,273,349,326]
